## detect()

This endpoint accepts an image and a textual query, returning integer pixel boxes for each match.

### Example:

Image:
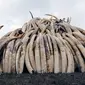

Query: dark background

[0,73,85,85]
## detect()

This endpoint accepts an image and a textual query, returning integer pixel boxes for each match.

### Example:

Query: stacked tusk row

[0,15,85,73]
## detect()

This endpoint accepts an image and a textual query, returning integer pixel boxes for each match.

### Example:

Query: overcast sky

[0,0,85,37]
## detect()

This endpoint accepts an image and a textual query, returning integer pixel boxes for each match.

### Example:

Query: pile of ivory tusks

[0,15,85,74]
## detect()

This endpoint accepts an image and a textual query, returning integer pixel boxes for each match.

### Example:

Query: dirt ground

[0,72,85,85]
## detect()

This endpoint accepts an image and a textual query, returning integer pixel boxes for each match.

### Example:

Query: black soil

[0,73,85,85]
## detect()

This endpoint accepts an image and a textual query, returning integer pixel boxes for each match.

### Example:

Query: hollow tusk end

[0,25,4,29]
